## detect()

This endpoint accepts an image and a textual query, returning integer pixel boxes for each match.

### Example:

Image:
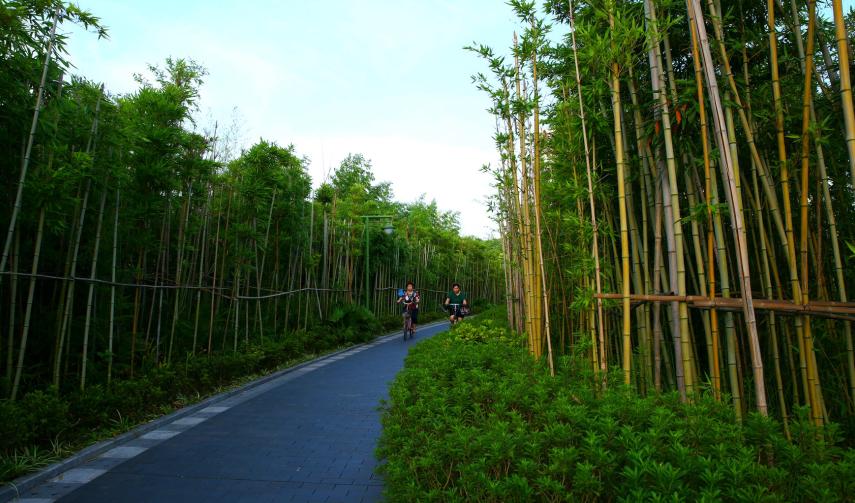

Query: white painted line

[100,446,147,459]
[141,430,181,440]
[50,468,106,484]
[173,416,206,426]
[16,498,54,503]
[200,406,230,413]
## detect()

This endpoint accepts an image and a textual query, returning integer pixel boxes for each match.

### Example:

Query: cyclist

[444,283,468,324]
[397,281,420,333]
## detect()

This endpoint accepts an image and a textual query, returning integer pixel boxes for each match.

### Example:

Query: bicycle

[447,303,466,326]
[402,301,416,341]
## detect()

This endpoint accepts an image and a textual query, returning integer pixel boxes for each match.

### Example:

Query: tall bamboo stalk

[529,23,555,375]
[153,201,172,364]
[108,188,119,384]
[688,0,767,415]
[167,189,192,363]
[257,188,277,340]
[609,5,632,386]
[799,0,823,426]
[688,15,721,399]
[81,189,108,390]
[130,251,142,378]
[10,210,45,401]
[569,0,605,375]
[5,236,19,387]
[766,0,797,416]
[193,187,211,355]
[646,0,692,395]
[816,133,855,409]
[0,5,62,282]
[627,73,655,391]
[513,32,539,356]
[209,187,232,355]
[53,179,91,388]
[830,0,855,189]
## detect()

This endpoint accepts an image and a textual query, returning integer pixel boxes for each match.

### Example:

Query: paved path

[11,322,445,503]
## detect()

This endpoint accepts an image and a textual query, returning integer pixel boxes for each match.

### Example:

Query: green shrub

[377,314,855,502]
[327,304,380,343]
[0,400,27,451]
[450,309,522,346]
[18,390,71,446]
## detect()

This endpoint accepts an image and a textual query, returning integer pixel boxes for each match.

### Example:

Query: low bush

[0,390,70,452]
[377,309,855,502]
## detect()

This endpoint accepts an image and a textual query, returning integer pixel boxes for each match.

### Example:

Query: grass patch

[377,308,855,502]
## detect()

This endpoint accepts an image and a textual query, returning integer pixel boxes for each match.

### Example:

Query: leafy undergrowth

[0,305,384,483]
[377,309,855,502]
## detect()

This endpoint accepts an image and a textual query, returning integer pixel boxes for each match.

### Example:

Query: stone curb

[0,319,448,502]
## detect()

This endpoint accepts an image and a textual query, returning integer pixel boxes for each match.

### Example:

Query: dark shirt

[447,291,467,305]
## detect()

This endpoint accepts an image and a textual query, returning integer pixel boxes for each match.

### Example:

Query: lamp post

[363,215,394,312]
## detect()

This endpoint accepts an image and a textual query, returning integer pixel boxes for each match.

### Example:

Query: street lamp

[363,215,395,311]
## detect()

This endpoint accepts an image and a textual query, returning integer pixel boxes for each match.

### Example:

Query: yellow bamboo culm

[568,0,606,379]
[513,33,540,358]
[814,0,855,413]
[768,0,813,419]
[766,0,791,435]
[830,0,855,190]
[608,6,632,386]
[500,76,526,338]
[530,20,555,376]
[647,0,694,396]
[800,0,825,427]
[689,13,720,400]
[688,0,767,415]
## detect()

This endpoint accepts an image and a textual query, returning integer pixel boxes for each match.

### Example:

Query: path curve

[9,321,446,503]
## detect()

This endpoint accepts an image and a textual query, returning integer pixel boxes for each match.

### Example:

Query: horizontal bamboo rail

[0,271,350,300]
[375,286,449,294]
[594,293,855,322]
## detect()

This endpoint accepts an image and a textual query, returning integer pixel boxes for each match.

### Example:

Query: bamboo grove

[472,0,855,437]
[0,1,503,402]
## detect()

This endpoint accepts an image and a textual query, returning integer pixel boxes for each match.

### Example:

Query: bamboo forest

[4,0,855,501]
[471,0,855,427]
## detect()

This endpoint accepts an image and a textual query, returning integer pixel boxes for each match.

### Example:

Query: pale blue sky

[64,1,854,238]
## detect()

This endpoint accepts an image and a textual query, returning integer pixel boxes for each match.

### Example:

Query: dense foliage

[378,310,855,501]
[471,0,855,437]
